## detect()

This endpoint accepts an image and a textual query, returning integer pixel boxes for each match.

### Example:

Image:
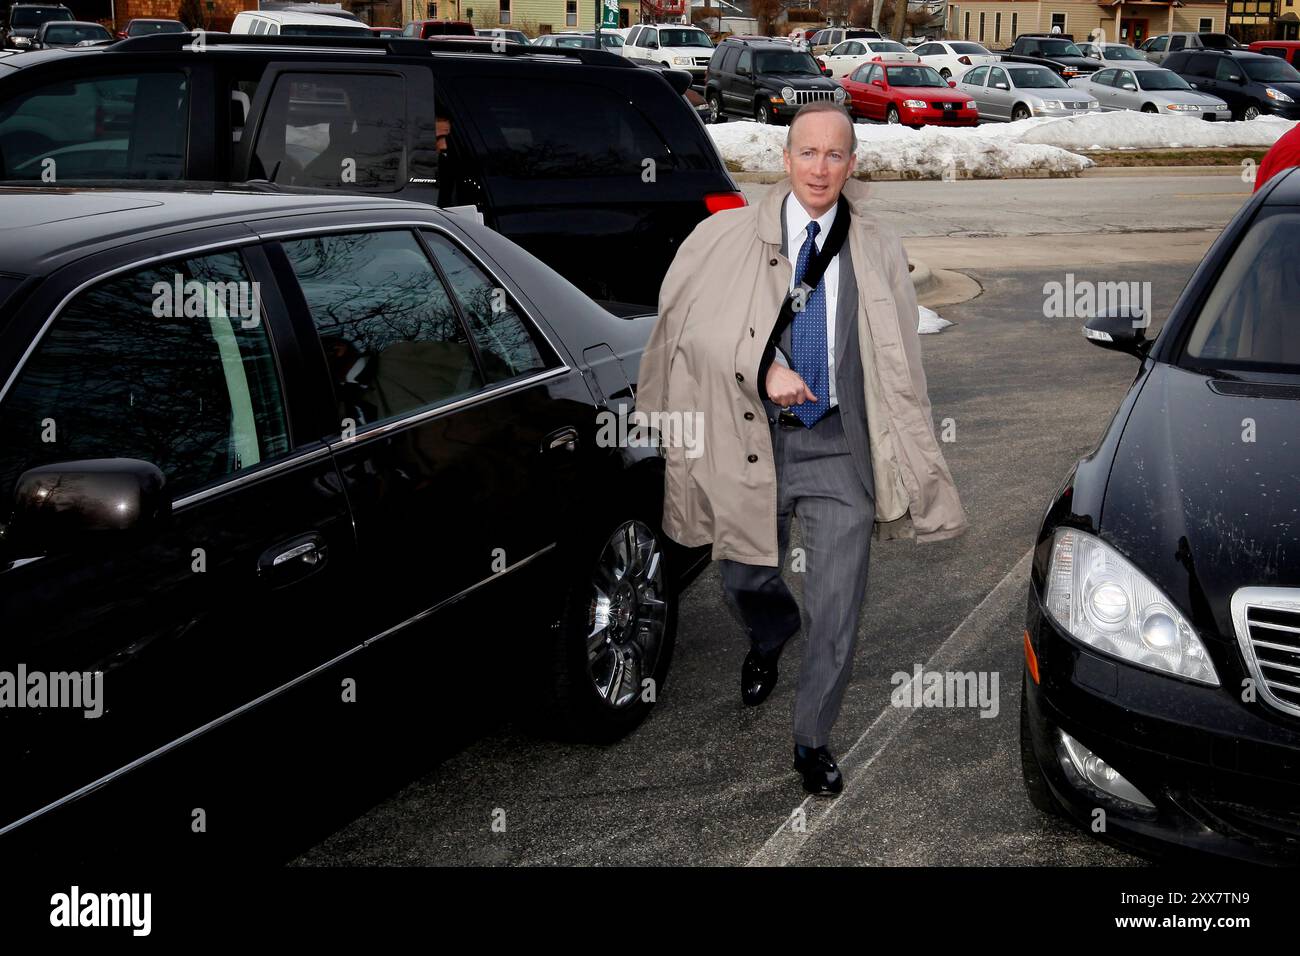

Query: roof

[1263,165,1300,205]
[0,188,434,275]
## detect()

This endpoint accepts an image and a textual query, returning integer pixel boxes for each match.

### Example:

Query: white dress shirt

[779,191,839,406]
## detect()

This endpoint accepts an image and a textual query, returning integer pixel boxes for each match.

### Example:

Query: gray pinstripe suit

[719,203,876,749]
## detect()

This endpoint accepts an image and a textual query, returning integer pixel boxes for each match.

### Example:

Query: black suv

[0,33,743,306]
[704,37,846,125]
[1165,48,1300,120]
[2,2,72,49]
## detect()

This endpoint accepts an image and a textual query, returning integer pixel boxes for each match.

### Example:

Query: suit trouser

[719,406,875,749]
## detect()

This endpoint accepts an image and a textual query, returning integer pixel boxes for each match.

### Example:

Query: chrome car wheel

[584,520,667,709]
[1244,104,1260,121]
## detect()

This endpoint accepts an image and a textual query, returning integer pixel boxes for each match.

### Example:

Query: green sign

[601,0,618,29]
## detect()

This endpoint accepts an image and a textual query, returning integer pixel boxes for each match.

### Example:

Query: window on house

[566,0,577,26]
[1011,12,1018,38]
[1051,12,1066,32]
[1199,16,1214,30]
[978,11,985,40]
[964,10,970,38]
[500,0,510,23]
[994,11,1001,42]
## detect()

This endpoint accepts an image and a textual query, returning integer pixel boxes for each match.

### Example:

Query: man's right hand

[765,363,817,407]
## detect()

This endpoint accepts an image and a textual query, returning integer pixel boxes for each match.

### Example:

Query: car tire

[1020,674,1062,817]
[707,91,724,124]
[886,105,901,124]
[1242,103,1261,121]
[1012,103,1032,121]
[756,100,775,124]
[1141,103,1158,113]
[540,516,679,744]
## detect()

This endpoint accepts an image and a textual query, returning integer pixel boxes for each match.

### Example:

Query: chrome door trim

[0,541,556,838]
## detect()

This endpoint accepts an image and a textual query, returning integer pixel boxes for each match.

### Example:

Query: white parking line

[745,547,1035,867]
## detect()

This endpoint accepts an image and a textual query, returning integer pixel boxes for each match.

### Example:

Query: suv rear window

[11,6,73,26]
[451,78,673,179]
[0,72,188,180]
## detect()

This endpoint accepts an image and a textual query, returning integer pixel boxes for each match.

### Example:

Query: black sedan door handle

[543,427,579,454]
[258,533,328,587]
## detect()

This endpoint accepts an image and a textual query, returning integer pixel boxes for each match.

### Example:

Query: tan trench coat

[635,176,968,567]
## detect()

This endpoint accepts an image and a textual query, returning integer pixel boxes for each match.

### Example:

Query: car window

[0,249,289,503]
[284,229,482,427]
[422,231,552,381]
[914,43,935,56]
[1214,56,1241,80]
[451,78,673,179]
[737,48,752,73]
[1184,52,1215,75]
[1244,57,1300,82]
[951,42,988,55]
[1170,35,1186,51]
[41,23,109,43]
[989,67,1009,87]
[964,65,989,85]
[1093,68,1115,86]
[849,64,870,82]
[1259,46,1288,59]
[250,72,406,191]
[1183,211,1300,370]
[720,45,739,72]
[1007,66,1066,88]
[0,72,187,181]
[1150,36,1168,52]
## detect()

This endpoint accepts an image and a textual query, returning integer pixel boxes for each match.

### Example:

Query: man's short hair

[785,101,858,154]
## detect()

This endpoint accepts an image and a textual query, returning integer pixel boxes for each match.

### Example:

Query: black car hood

[1100,362,1300,643]
[767,71,836,87]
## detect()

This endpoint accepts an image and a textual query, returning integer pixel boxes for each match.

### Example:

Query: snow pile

[710,121,1091,178]
[709,112,1298,177]
[918,305,952,334]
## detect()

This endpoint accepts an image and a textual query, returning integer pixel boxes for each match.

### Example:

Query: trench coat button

[769,258,778,266]
[744,411,755,421]
[735,372,744,383]
[749,327,755,336]
[747,454,758,463]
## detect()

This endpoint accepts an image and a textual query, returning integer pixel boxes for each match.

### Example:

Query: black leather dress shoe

[741,647,781,706]
[793,745,844,796]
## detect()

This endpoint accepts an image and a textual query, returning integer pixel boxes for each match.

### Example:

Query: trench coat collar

[756,176,873,246]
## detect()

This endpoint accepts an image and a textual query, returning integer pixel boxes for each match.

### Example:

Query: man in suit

[635,101,967,797]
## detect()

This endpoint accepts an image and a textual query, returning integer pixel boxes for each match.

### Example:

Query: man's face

[782,111,854,219]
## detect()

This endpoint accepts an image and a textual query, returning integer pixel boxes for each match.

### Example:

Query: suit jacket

[769,212,874,503]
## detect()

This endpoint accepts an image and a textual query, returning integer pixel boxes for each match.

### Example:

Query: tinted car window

[989,67,1009,87]
[737,48,752,73]
[1169,36,1186,51]
[755,50,819,74]
[1150,36,1168,52]
[453,78,673,178]
[1093,68,1116,86]
[964,65,989,85]
[423,231,551,382]
[41,23,110,43]
[251,73,405,190]
[1183,211,1300,369]
[720,45,739,72]
[284,230,482,425]
[1244,57,1300,82]
[1215,56,1242,80]
[0,72,187,180]
[0,250,289,502]
[10,6,72,26]
[1137,70,1190,90]
[127,20,186,35]
[1184,52,1217,75]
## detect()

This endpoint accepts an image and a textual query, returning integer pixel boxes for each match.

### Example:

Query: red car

[840,59,977,127]
[369,26,403,37]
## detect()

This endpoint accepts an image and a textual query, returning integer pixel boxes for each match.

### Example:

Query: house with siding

[944,0,1226,49]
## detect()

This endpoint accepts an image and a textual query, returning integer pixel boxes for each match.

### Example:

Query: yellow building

[403,0,598,33]
[945,0,1227,49]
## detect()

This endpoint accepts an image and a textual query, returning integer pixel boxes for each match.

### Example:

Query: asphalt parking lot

[296,177,1240,865]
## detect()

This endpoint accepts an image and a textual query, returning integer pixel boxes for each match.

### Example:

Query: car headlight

[1166,103,1198,111]
[673,56,691,65]
[833,86,847,102]
[1266,87,1295,103]
[13,36,30,47]
[1045,528,1219,685]
[1215,103,1230,111]
[1036,99,1062,110]
[902,99,927,108]
[781,85,796,101]
[1086,100,1099,109]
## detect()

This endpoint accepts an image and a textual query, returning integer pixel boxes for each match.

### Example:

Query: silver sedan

[1068,67,1231,119]
[957,63,1101,121]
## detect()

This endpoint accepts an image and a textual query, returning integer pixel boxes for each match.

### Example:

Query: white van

[230,10,371,37]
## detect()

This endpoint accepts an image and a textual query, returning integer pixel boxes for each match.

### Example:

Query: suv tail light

[957,55,971,64]
[704,191,747,214]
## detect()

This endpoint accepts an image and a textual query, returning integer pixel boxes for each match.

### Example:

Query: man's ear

[782,149,791,177]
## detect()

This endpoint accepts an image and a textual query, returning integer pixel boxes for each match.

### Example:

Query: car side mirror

[1083,312,1149,358]
[646,39,658,49]
[871,78,884,87]
[738,66,750,76]
[994,82,1009,90]
[948,79,956,87]
[1122,82,1137,90]
[3,458,168,559]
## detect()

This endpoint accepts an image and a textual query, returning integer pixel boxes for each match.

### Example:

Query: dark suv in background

[2,2,72,49]
[1165,48,1300,120]
[0,33,743,306]
[705,37,846,124]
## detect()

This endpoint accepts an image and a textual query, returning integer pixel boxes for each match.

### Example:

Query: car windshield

[1183,210,1300,371]
[598,33,623,47]
[554,35,597,47]
[11,7,73,26]
[1008,66,1067,88]
[756,50,820,74]
[869,41,908,52]
[1244,57,1300,82]
[886,65,946,87]
[659,29,711,47]
[280,24,371,35]
[128,20,185,34]
[1040,40,1084,56]
[950,42,989,55]
[43,23,108,42]
[1105,45,1145,60]
[1136,70,1191,90]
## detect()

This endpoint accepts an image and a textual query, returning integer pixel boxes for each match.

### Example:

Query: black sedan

[30,19,111,49]
[1021,167,1300,863]
[0,189,703,861]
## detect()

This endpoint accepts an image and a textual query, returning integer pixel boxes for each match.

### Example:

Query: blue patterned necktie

[790,220,830,428]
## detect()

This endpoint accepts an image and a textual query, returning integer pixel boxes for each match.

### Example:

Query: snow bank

[710,112,1297,177]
